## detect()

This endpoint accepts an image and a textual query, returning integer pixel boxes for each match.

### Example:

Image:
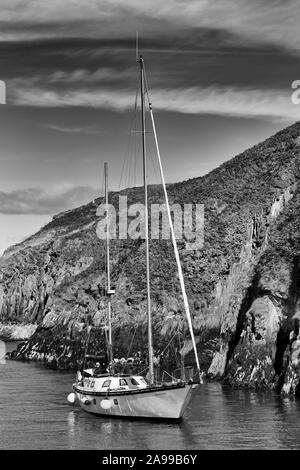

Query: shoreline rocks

[0,322,37,342]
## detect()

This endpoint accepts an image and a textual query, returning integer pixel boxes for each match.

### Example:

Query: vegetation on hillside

[1,121,300,376]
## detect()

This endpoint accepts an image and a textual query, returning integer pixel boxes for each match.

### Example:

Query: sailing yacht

[68,55,202,420]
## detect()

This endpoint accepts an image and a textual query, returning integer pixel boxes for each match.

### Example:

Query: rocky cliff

[1,121,300,395]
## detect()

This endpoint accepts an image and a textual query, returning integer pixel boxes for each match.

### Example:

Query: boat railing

[161,366,194,384]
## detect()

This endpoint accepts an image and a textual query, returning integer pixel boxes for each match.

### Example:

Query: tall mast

[104,162,113,364]
[139,55,154,384]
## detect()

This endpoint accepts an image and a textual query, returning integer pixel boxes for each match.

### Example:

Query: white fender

[100,399,112,410]
[80,396,90,405]
[67,392,77,404]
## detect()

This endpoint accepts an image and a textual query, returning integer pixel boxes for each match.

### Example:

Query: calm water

[0,340,299,450]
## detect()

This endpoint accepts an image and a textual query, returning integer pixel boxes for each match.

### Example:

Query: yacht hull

[73,383,196,419]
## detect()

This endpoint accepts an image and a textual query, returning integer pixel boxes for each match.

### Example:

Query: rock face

[1,121,300,395]
[0,322,37,341]
[221,188,300,396]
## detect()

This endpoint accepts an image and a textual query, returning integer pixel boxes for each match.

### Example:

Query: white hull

[74,383,196,420]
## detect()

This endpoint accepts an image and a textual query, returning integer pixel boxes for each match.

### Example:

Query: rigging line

[132,81,143,189]
[133,100,141,188]
[101,167,108,328]
[162,370,174,381]
[137,365,148,376]
[98,166,106,294]
[133,123,137,188]
[102,170,107,293]
[125,323,138,360]
[146,135,160,186]
[118,80,139,190]
[134,133,142,187]
[178,329,185,380]
[118,81,139,274]
[132,83,139,187]
[126,120,134,188]
[126,84,139,189]
[96,166,105,209]
[127,123,136,189]
[158,330,178,358]
[171,341,180,370]
[142,64,159,184]
[119,118,132,191]
[133,131,138,188]
[143,67,203,383]
[142,61,152,114]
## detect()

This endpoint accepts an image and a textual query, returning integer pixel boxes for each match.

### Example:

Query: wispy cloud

[10,81,300,122]
[0,1,299,55]
[48,67,132,84]
[0,184,99,214]
[40,123,104,135]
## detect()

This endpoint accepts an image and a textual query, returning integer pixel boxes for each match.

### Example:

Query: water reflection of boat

[67,407,197,449]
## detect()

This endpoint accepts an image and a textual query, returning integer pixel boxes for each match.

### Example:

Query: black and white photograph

[0,0,299,457]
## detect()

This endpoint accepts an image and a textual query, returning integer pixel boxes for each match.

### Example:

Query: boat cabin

[79,372,148,392]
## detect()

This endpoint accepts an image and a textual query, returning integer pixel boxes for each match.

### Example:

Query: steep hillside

[222,187,300,394]
[1,121,300,394]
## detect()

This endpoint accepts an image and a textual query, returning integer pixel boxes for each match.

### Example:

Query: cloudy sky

[0,0,300,254]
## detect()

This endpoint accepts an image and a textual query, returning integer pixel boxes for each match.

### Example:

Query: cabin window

[102,380,111,388]
[130,378,139,386]
[114,399,118,405]
[93,398,96,405]
[119,379,128,386]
